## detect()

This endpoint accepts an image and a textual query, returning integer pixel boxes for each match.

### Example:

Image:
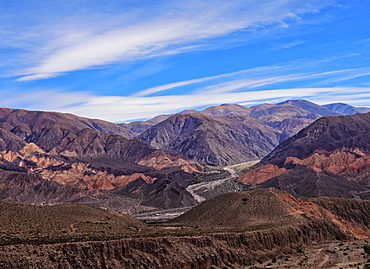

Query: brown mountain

[172,188,370,239]
[200,103,252,117]
[0,107,134,139]
[247,101,320,139]
[0,108,204,212]
[134,100,354,167]
[239,113,370,199]
[137,113,281,166]
[260,112,370,166]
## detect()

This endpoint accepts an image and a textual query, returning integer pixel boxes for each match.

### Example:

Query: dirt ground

[246,239,370,269]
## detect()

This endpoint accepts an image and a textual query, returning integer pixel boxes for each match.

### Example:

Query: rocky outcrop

[0,224,352,269]
[239,148,370,198]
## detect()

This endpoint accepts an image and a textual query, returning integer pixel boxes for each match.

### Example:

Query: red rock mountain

[239,112,370,200]
[0,108,203,212]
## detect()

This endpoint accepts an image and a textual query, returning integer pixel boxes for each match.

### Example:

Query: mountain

[137,113,281,166]
[118,121,154,138]
[260,112,370,165]
[238,112,370,199]
[0,108,135,138]
[200,103,252,117]
[0,108,204,213]
[324,102,370,115]
[247,101,320,139]
[135,100,350,166]
[172,188,370,239]
[278,99,341,116]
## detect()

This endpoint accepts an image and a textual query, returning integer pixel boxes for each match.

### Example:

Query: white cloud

[3,86,368,123]
[12,0,335,80]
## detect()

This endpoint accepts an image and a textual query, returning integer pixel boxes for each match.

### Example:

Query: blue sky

[1,0,370,122]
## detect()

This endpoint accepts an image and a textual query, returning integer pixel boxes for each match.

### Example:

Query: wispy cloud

[3,86,369,122]
[1,0,335,81]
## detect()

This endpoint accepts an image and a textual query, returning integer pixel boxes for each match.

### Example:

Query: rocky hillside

[0,200,148,245]
[2,188,370,268]
[136,100,368,166]
[238,112,370,199]
[260,112,370,165]
[0,108,205,212]
[138,113,281,166]
[0,107,135,139]
[0,146,201,212]
[172,188,370,238]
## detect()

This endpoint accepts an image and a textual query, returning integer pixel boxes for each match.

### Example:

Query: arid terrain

[1,188,370,268]
[1,101,370,268]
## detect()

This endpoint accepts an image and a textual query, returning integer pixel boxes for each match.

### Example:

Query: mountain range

[135,100,369,166]
[0,100,369,213]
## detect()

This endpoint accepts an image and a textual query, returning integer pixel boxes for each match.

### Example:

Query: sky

[1,0,370,122]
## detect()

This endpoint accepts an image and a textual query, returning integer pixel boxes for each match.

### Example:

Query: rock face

[138,113,281,166]
[2,188,370,269]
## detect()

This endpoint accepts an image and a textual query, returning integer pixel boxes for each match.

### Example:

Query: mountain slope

[260,112,370,165]
[238,113,370,200]
[278,99,341,117]
[323,103,365,115]
[0,108,204,212]
[0,108,134,138]
[172,188,370,240]
[138,113,281,166]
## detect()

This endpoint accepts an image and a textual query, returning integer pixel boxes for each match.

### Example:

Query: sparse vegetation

[190,169,231,184]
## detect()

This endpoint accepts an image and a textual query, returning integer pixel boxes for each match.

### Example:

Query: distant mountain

[136,99,362,166]
[200,103,251,117]
[137,113,281,166]
[260,112,370,165]
[324,102,370,115]
[238,112,370,200]
[0,107,135,138]
[278,99,341,117]
[119,121,154,138]
[247,102,320,140]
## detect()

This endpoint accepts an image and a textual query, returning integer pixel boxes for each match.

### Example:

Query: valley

[1,100,370,268]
